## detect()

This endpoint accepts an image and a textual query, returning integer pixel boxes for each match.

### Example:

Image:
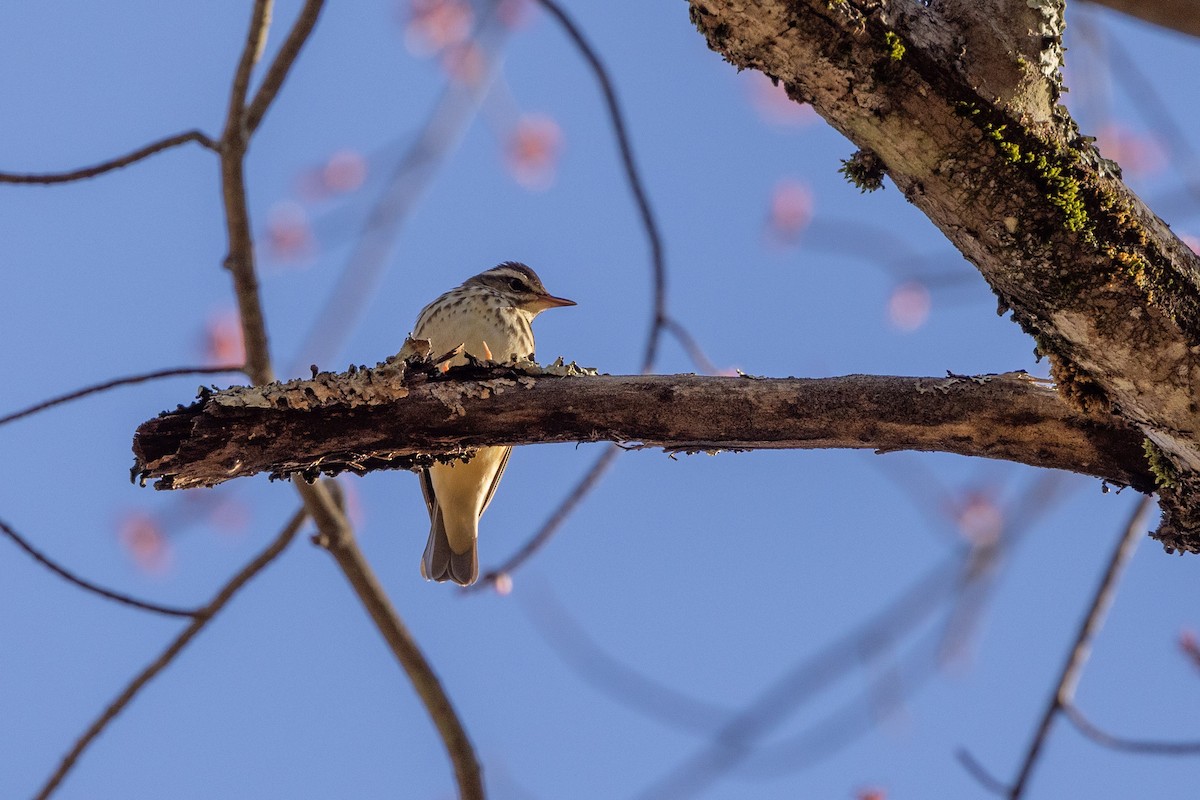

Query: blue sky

[2,2,1199,798]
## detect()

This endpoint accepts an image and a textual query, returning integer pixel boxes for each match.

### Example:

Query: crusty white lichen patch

[915,370,1036,394]
[509,355,598,377]
[1025,0,1065,83]
[427,378,523,418]
[199,348,595,416]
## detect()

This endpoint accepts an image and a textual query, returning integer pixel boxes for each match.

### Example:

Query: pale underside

[412,288,536,583]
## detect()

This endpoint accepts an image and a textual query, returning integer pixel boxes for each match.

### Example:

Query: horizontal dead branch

[132,359,1154,493]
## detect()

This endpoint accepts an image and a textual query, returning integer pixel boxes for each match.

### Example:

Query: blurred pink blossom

[323,149,368,194]
[745,72,818,128]
[494,572,514,596]
[201,309,246,368]
[440,40,488,85]
[208,497,251,536]
[118,513,172,575]
[266,201,316,263]
[1094,124,1166,178]
[295,149,369,201]
[953,491,1004,547]
[887,281,931,332]
[505,114,563,190]
[765,179,814,244]
[497,0,531,29]
[337,478,367,529]
[403,0,474,57]
[1180,628,1200,673]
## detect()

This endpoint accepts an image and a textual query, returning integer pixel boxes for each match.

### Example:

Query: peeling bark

[133,360,1153,499]
[687,0,1200,548]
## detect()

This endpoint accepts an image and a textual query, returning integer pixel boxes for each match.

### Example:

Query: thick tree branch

[1086,0,1200,39]
[131,362,1154,494]
[687,0,1200,546]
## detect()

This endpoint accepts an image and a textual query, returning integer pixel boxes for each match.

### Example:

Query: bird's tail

[420,504,479,586]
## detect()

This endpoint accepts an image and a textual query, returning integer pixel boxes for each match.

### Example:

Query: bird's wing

[418,467,436,518]
[479,446,512,517]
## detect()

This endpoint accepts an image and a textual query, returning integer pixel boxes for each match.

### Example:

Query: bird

[410,262,575,585]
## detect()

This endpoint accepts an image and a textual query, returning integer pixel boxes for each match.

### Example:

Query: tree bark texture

[133,361,1153,497]
[1087,0,1200,38]
[686,0,1200,548]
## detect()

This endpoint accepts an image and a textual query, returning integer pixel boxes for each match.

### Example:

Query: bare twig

[220,0,277,385]
[517,579,728,731]
[635,558,964,799]
[738,626,943,777]
[534,0,666,372]
[472,444,620,591]
[955,748,1010,796]
[297,480,484,799]
[1062,704,1200,755]
[34,508,308,800]
[0,517,199,618]
[0,130,217,185]
[960,495,1154,799]
[662,317,720,375]
[227,0,274,125]
[210,4,484,794]
[0,365,241,428]
[246,0,327,134]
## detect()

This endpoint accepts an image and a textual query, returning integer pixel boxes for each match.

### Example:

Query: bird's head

[466,261,576,314]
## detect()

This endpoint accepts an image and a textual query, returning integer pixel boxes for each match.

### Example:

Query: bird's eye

[508,278,527,292]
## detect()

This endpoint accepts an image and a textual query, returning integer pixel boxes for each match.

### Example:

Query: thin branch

[1062,704,1200,755]
[219,0,277,385]
[472,444,621,591]
[955,748,1011,797]
[737,625,944,778]
[246,0,327,134]
[960,495,1154,799]
[516,579,728,731]
[0,365,242,428]
[0,517,199,618]
[534,0,666,372]
[226,0,273,129]
[635,558,964,800]
[298,480,484,800]
[0,130,217,185]
[662,317,720,375]
[210,2,484,793]
[34,507,308,800]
